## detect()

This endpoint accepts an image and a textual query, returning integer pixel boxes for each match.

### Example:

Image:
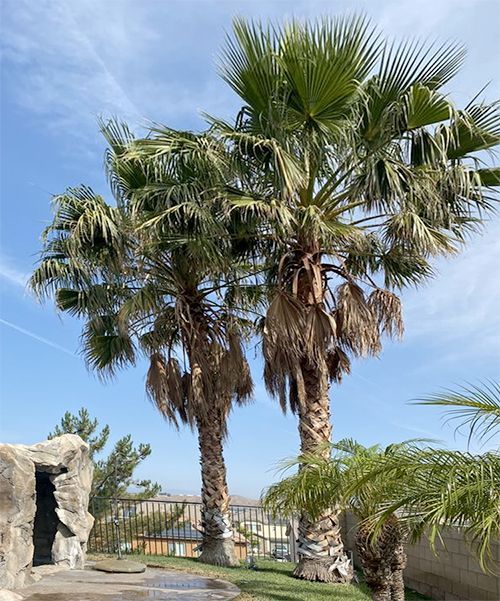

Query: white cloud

[402,221,500,358]
[0,0,239,150]
[0,255,28,288]
[377,0,468,34]
[1,0,142,146]
[2,0,498,153]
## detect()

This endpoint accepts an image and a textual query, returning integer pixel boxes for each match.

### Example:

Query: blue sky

[1,0,499,498]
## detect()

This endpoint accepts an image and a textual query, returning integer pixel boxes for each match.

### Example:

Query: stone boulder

[0,435,94,589]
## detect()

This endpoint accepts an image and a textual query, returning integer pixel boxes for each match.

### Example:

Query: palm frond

[417,382,500,447]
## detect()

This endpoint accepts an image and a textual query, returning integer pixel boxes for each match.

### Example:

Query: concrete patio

[13,565,240,601]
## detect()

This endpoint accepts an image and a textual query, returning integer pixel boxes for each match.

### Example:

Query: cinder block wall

[341,512,499,601]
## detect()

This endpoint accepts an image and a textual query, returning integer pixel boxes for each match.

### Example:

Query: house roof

[144,524,202,541]
[140,523,248,544]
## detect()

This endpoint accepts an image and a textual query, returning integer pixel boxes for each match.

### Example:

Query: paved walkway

[16,566,240,601]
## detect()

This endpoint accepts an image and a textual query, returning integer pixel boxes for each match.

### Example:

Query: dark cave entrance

[33,470,59,566]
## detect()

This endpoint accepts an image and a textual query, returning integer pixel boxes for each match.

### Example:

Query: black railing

[88,497,298,562]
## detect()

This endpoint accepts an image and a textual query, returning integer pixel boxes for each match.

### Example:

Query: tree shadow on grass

[234,563,369,601]
[237,563,428,601]
[237,578,369,601]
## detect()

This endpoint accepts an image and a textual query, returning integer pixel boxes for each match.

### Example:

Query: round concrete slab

[15,566,239,601]
[93,559,146,573]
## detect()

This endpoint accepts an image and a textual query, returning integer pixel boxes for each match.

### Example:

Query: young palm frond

[365,446,500,572]
[417,381,500,447]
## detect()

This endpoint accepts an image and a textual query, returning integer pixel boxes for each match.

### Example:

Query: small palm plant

[263,383,500,599]
[380,382,500,570]
[263,440,416,601]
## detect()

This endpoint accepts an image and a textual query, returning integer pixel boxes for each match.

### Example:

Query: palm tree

[30,122,254,566]
[264,383,500,598]
[215,16,500,581]
[378,382,500,570]
[263,441,415,601]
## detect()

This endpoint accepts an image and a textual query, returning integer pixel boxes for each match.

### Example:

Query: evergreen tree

[49,408,161,500]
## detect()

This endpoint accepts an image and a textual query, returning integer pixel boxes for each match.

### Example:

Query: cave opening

[32,470,59,566]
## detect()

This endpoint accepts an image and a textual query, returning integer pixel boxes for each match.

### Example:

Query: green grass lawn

[89,554,429,601]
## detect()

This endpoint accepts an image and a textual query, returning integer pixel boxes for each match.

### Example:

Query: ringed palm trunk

[390,538,407,601]
[293,360,353,583]
[196,410,239,567]
[355,515,403,601]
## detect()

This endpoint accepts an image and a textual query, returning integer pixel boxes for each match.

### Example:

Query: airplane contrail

[0,318,76,357]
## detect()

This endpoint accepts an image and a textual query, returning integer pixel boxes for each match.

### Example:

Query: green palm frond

[219,17,279,116]
[367,446,500,571]
[55,285,121,317]
[403,84,452,130]
[277,16,380,132]
[264,435,500,572]
[417,382,500,446]
[52,187,122,248]
[361,39,466,140]
[446,101,500,158]
[81,314,137,378]
[476,167,500,187]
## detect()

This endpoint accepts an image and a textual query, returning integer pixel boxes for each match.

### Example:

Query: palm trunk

[371,588,392,601]
[390,541,407,601]
[196,411,239,567]
[293,360,353,583]
[355,518,401,601]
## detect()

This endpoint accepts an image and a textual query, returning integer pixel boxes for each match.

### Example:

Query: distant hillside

[156,492,261,507]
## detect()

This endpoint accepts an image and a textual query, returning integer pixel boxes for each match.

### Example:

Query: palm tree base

[198,537,240,567]
[292,556,353,583]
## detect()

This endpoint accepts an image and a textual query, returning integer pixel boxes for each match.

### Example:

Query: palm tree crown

[217,15,499,413]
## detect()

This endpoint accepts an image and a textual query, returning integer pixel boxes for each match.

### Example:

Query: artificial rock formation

[0,434,94,589]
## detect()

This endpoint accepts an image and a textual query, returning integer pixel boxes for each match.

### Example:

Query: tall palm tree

[215,16,500,581]
[30,123,254,566]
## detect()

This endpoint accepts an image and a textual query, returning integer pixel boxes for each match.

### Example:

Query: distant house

[131,495,297,560]
[134,522,249,559]
[234,516,293,557]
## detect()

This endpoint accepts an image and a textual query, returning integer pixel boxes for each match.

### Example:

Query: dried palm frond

[235,359,254,402]
[265,290,306,356]
[335,282,380,357]
[368,289,404,339]
[326,348,351,383]
[146,354,185,427]
[301,304,335,363]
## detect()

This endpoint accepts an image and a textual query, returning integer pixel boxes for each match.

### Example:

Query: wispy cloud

[1,0,141,148]
[2,0,498,156]
[0,317,76,356]
[402,221,500,358]
[0,0,238,150]
[388,419,442,440]
[0,255,29,288]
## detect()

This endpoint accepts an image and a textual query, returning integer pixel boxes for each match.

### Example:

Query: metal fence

[88,497,298,562]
